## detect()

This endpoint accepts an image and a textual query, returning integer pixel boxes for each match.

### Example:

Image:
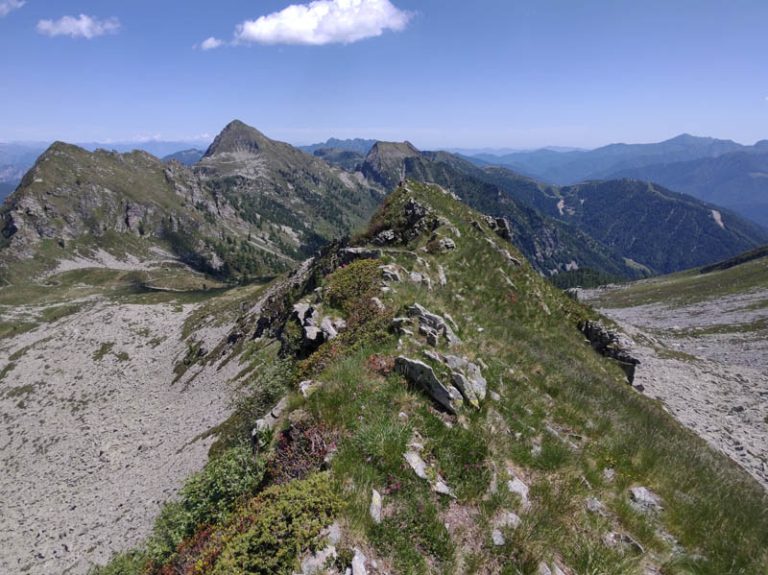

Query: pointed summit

[202,120,272,158]
[362,141,422,189]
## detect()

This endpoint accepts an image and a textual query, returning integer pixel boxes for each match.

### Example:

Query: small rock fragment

[299,379,320,398]
[373,229,397,245]
[404,450,429,479]
[491,529,505,546]
[437,237,456,251]
[507,476,531,510]
[437,265,447,286]
[629,486,662,512]
[325,522,342,545]
[585,497,607,516]
[351,548,367,575]
[370,489,383,524]
[301,544,337,574]
[319,320,337,342]
[494,511,521,530]
[602,531,644,553]
[433,478,457,498]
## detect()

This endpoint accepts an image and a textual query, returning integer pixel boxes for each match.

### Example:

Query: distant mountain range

[471,134,768,228]
[471,134,746,182]
[361,141,768,278]
[606,146,768,228]
[2,124,766,287]
[298,137,377,156]
[162,148,205,165]
[6,132,768,230]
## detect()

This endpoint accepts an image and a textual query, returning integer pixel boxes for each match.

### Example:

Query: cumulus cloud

[234,0,411,46]
[0,0,25,17]
[200,37,224,51]
[36,14,121,39]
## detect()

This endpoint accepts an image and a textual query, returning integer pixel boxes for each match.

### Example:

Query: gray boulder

[629,486,663,512]
[380,263,402,282]
[443,354,487,402]
[408,303,461,347]
[299,380,320,398]
[373,228,397,245]
[351,548,367,575]
[437,237,456,251]
[451,372,479,408]
[301,544,337,575]
[491,529,505,546]
[252,397,289,445]
[395,356,461,413]
[507,475,531,511]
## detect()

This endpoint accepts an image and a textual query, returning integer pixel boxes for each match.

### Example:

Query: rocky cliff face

[360,140,421,190]
[0,121,383,283]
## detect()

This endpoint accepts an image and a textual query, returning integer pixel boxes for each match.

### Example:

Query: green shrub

[146,444,265,563]
[324,258,381,315]
[89,551,147,575]
[203,472,340,575]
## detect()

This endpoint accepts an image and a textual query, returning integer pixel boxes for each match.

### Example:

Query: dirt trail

[581,287,768,490]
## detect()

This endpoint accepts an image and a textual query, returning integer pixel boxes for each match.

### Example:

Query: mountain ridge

[606,149,768,228]
[471,133,748,184]
[0,122,382,284]
[361,140,768,277]
[82,179,768,575]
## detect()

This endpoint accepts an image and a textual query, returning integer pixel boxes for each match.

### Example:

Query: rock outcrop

[407,303,461,347]
[579,320,640,383]
[291,302,346,357]
[394,356,462,413]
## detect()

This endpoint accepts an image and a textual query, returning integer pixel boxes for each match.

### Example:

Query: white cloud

[36,14,121,39]
[0,0,25,17]
[200,37,224,51]
[233,0,411,46]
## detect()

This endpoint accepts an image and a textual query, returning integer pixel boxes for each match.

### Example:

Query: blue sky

[1,0,767,149]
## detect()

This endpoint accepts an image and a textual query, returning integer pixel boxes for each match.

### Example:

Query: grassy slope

[95,182,768,575]
[588,250,768,309]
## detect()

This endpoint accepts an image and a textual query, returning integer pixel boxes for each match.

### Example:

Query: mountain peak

[361,141,422,190]
[366,140,421,161]
[203,120,271,158]
[42,140,88,157]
